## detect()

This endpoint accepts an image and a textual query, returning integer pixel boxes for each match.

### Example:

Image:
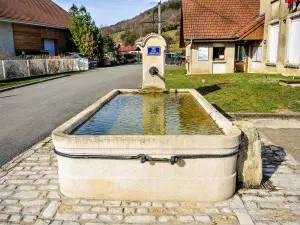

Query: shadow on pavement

[261,144,286,186]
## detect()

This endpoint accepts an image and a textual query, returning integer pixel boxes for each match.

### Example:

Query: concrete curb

[226,112,300,120]
[0,74,71,93]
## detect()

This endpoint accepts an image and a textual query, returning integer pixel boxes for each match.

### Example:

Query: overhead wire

[106,0,155,6]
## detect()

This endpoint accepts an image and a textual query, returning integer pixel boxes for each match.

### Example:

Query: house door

[44,39,55,56]
[235,44,249,72]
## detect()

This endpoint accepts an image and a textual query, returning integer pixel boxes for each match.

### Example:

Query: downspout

[190,39,193,74]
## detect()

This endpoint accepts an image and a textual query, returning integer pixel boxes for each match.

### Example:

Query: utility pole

[141,1,164,35]
[158,0,162,35]
[141,12,157,33]
[153,12,155,32]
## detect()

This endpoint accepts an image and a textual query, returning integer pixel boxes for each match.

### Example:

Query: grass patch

[0,72,80,90]
[166,66,187,75]
[166,71,300,113]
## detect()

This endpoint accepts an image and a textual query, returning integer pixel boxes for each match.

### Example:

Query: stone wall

[234,121,262,188]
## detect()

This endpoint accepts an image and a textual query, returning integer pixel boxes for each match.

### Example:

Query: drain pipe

[189,39,193,75]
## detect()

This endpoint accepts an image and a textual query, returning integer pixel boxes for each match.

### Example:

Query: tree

[103,35,115,54]
[120,30,139,46]
[69,5,103,61]
[69,3,78,16]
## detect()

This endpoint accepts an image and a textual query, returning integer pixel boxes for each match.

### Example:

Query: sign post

[147,47,161,56]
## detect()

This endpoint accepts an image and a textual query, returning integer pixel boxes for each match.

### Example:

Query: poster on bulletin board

[198,46,209,61]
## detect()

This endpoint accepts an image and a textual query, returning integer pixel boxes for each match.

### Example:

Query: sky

[53,0,165,27]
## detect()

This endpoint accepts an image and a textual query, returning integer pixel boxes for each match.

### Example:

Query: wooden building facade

[12,23,71,55]
[0,0,72,58]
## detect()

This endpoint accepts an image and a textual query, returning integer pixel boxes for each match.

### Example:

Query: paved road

[258,128,300,162]
[251,119,300,162]
[0,64,142,166]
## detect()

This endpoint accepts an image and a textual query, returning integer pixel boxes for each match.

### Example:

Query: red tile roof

[0,0,70,28]
[118,46,140,52]
[181,0,260,40]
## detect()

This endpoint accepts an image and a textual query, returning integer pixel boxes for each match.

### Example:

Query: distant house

[0,0,72,58]
[181,0,265,74]
[118,46,141,54]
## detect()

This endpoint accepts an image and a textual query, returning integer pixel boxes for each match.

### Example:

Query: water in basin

[73,93,223,135]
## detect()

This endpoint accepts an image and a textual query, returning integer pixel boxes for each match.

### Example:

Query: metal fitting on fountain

[149,67,159,76]
[141,33,167,90]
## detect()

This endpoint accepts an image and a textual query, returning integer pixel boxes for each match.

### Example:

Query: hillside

[101,0,182,51]
[111,28,183,52]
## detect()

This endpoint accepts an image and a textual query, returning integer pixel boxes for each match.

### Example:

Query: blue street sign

[147,46,161,56]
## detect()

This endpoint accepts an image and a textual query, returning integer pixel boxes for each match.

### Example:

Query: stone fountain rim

[52,89,241,154]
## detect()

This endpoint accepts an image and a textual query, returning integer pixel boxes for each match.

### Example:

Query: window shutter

[268,24,279,64]
[289,17,300,64]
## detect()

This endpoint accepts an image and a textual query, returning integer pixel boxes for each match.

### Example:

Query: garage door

[44,39,55,56]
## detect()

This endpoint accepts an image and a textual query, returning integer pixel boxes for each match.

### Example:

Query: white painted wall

[213,62,227,74]
[0,22,15,58]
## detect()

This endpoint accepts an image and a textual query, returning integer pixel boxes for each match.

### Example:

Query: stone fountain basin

[52,89,241,202]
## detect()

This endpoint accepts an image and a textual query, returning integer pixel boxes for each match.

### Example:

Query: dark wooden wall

[13,24,71,54]
[13,24,42,51]
[242,24,264,41]
[41,27,71,54]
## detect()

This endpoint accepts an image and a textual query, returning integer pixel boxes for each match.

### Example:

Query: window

[288,17,300,64]
[198,46,209,61]
[268,23,279,64]
[235,45,246,62]
[213,47,225,61]
[252,46,262,62]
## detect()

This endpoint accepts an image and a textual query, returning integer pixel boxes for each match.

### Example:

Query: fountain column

[141,33,167,90]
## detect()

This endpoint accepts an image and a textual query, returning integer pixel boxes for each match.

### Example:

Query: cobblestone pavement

[0,135,300,225]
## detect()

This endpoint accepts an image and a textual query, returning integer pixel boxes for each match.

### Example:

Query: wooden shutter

[289,17,300,64]
[268,24,279,64]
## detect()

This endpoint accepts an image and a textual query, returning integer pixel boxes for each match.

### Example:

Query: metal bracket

[54,149,239,165]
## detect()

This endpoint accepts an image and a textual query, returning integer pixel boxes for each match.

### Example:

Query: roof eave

[184,36,238,42]
[0,17,69,30]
